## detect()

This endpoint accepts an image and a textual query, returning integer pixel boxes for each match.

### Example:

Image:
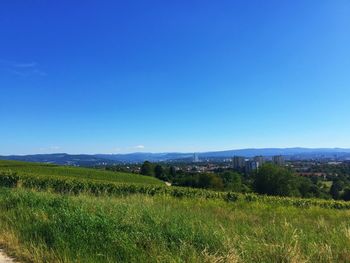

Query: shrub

[0,170,19,188]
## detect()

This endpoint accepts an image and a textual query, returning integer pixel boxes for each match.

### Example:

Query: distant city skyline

[2,148,350,167]
[1,1,350,155]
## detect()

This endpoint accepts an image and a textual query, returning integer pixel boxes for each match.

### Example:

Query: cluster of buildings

[190,153,286,174]
[233,155,285,173]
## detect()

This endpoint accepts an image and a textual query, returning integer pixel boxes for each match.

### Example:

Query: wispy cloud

[32,69,47,76]
[14,62,37,68]
[50,146,61,150]
[104,146,145,154]
[113,147,121,151]
[0,58,46,77]
[39,146,61,152]
[134,145,145,149]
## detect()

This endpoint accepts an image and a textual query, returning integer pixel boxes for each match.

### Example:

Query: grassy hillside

[0,188,349,263]
[0,160,163,185]
[0,160,350,262]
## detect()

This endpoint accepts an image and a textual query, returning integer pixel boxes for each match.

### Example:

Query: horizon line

[2,146,350,156]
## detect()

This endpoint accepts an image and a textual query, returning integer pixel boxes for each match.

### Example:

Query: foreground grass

[0,188,349,263]
[0,160,163,185]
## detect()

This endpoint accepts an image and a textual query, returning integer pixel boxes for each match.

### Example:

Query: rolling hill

[1,148,350,165]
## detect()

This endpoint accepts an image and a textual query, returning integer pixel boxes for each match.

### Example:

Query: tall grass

[0,188,349,263]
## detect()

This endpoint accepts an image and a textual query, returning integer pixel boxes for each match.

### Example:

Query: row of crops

[1,170,350,210]
[0,160,163,185]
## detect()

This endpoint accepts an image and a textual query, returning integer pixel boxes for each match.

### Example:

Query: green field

[0,188,349,263]
[0,160,349,262]
[0,160,163,185]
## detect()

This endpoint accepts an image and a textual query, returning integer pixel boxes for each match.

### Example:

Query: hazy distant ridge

[1,148,350,165]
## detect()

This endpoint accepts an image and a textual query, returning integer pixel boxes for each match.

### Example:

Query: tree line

[140,161,350,200]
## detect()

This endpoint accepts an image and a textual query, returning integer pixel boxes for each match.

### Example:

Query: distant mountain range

[1,148,350,166]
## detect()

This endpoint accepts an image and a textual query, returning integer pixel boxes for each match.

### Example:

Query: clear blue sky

[1,1,350,155]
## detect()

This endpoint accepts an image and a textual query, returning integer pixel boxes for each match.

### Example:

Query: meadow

[0,188,349,263]
[0,160,349,262]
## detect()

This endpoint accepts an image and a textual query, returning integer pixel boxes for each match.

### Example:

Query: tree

[342,188,350,201]
[330,180,343,200]
[254,164,300,197]
[197,173,224,189]
[298,177,313,197]
[140,161,154,176]
[154,165,168,181]
[174,173,224,190]
[169,166,177,179]
[219,171,242,192]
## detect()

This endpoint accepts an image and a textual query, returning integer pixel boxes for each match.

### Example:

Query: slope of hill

[0,153,113,166]
[0,160,163,185]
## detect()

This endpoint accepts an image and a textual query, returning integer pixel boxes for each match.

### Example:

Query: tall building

[272,155,285,166]
[193,153,199,163]
[245,160,260,174]
[233,156,245,169]
[254,156,265,166]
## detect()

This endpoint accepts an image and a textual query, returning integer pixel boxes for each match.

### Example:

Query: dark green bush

[0,170,19,188]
